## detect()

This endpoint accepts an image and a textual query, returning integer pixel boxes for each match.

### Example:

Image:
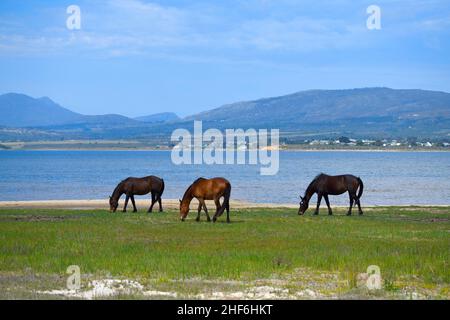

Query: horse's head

[179,199,189,221]
[298,196,308,215]
[109,196,119,212]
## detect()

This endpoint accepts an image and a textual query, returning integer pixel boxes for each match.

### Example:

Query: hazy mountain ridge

[135,112,180,123]
[1,88,449,141]
[0,93,140,128]
[0,93,83,127]
[186,88,450,124]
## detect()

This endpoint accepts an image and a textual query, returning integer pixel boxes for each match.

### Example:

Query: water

[0,150,449,205]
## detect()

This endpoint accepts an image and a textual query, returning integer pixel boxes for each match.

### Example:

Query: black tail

[217,184,231,217]
[159,179,165,198]
[357,177,364,199]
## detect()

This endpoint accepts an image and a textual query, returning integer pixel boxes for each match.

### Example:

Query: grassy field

[0,206,448,299]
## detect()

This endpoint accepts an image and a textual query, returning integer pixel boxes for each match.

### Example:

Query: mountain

[1,88,449,141]
[185,88,450,138]
[135,112,179,123]
[0,93,138,128]
[187,88,450,125]
[0,93,83,127]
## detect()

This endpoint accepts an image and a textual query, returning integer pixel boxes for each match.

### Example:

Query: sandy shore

[0,199,300,210]
[0,199,447,210]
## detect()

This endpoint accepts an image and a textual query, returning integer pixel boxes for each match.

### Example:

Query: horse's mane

[313,173,326,181]
[303,173,325,197]
[192,177,206,184]
[182,177,205,201]
[111,180,125,198]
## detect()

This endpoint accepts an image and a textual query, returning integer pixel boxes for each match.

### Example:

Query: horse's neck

[305,184,316,203]
[112,185,124,201]
[181,189,194,206]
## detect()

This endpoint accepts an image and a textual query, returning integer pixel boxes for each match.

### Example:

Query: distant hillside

[0,93,138,128]
[135,112,179,123]
[1,88,449,142]
[186,87,450,124]
[184,88,450,138]
[0,93,82,127]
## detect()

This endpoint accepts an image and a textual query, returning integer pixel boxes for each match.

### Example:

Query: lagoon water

[0,150,449,205]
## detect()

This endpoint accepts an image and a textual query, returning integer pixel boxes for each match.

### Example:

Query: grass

[0,206,448,299]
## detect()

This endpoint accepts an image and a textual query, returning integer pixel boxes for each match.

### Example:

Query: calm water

[0,150,449,205]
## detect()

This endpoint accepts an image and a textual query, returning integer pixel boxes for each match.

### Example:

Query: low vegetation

[0,207,448,299]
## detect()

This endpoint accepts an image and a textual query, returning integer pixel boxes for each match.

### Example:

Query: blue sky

[0,0,449,117]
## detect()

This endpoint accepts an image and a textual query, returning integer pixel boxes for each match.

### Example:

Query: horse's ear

[299,196,304,201]
[179,199,182,204]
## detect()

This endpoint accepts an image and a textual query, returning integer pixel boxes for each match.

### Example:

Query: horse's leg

[356,197,363,215]
[347,193,354,216]
[314,194,322,215]
[130,195,137,212]
[212,200,221,222]
[201,199,211,222]
[324,194,332,215]
[221,194,230,223]
[196,202,202,222]
[157,194,163,212]
[214,198,221,221]
[147,193,156,213]
[123,194,130,212]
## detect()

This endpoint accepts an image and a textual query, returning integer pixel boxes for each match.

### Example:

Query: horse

[109,176,165,213]
[298,174,364,216]
[179,177,231,223]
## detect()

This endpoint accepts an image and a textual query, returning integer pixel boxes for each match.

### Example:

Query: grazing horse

[179,177,231,223]
[109,176,165,213]
[298,174,364,216]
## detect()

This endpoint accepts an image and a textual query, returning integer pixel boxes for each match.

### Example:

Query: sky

[0,0,449,117]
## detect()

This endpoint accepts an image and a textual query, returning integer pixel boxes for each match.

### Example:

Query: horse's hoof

[346,213,352,216]
[313,212,319,216]
[359,211,364,215]
[207,219,211,222]
[328,212,333,216]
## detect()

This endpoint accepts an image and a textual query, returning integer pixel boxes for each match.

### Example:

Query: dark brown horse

[109,176,165,213]
[179,177,231,223]
[298,174,364,216]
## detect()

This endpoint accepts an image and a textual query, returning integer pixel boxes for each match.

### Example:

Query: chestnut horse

[179,177,231,223]
[298,174,364,216]
[109,176,165,213]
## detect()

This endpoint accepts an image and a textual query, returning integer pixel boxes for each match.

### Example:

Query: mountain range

[134,112,179,123]
[1,88,449,142]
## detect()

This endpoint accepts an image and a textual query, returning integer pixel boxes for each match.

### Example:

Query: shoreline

[1,140,449,153]
[0,199,294,210]
[0,199,448,210]
[1,148,449,153]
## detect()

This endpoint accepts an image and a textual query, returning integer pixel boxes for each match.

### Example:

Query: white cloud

[0,0,448,58]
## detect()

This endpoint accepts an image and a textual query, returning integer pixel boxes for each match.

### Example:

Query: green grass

[0,207,449,298]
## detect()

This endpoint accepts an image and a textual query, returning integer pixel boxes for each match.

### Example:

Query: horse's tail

[217,183,231,217]
[159,179,165,198]
[357,177,364,199]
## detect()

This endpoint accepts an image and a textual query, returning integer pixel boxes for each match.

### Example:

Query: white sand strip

[0,199,446,210]
[0,199,299,210]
